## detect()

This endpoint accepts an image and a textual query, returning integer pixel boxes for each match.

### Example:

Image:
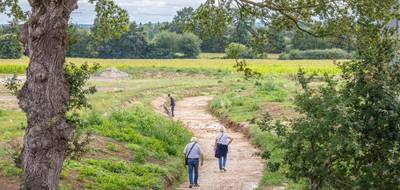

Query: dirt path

[154,96,264,190]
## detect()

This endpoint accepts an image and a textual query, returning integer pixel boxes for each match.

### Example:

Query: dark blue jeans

[218,156,227,170]
[187,158,199,185]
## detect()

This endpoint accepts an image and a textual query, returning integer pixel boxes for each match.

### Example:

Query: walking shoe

[223,168,227,172]
[194,184,200,187]
[189,184,193,188]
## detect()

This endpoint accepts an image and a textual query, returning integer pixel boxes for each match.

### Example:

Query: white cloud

[0,0,205,24]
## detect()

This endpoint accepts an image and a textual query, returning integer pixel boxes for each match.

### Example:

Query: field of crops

[0,56,343,74]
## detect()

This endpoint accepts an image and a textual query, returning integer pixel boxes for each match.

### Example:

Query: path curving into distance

[154,96,264,190]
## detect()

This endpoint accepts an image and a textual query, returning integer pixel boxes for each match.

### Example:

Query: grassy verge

[209,74,305,189]
[59,105,191,190]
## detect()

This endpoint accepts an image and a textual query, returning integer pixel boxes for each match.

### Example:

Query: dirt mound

[95,67,129,79]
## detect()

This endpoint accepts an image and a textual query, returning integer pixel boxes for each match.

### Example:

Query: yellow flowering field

[0,57,343,74]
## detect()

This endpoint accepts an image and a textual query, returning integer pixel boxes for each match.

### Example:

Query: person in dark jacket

[168,94,175,117]
[214,126,233,172]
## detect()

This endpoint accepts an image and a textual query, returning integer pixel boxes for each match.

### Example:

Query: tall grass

[249,126,305,189]
[66,105,191,190]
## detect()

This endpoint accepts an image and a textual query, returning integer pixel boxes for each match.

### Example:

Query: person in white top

[214,126,233,172]
[183,137,204,188]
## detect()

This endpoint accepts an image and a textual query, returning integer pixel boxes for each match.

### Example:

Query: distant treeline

[0,6,354,59]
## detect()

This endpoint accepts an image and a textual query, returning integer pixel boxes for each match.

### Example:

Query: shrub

[151,31,179,53]
[225,42,255,59]
[177,33,202,58]
[0,34,23,59]
[146,44,176,58]
[279,48,352,60]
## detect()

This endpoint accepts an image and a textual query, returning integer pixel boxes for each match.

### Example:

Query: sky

[0,0,205,24]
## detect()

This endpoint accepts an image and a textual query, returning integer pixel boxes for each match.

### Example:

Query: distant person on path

[215,126,233,172]
[183,137,204,188]
[167,94,176,117]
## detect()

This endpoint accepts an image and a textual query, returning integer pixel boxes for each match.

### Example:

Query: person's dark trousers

[171,105,175,117]
[187,158,199,185]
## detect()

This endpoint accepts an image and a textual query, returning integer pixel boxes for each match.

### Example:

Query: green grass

[92,106,191,160]
[0,109,25,141]
[209,75,295,122]
[59,106,191,190]
[198,52,226,59]
[0,160,22,177]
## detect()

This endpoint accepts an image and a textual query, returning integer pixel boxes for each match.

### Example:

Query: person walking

[168,94,176,117]
[214,126,233,172]
[183,137,204,188]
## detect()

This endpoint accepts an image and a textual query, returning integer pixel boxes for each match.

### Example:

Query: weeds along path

[153,96,264,190]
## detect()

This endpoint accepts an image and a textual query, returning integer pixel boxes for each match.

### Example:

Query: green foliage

[0,34,22,58]
[69,159,165,190]
[226,11,254,46]
[96,22,149,58]
[279,48,353,60]
[66,26,95,57]
[152,31,179,53]
[93,106,191,160]
[0,160,21,177]
[63,106,191,189]
[290,32,346,51]
[249,125,304,188]
[256,76,288,102]
[0,0,26,20]
[177,33,202,58]
[190,1,232,42]
[90,0,129,43]
[64,63,100,160]
[225,43,254,59]
[151,31,202,58]
[251,27,286,54]
[233,59,261,80]
[268,53,400,189]
[169,7,195,34]
[64,63,100,111]
[106,142,120,152]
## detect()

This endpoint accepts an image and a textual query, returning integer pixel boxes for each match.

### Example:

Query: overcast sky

[0,0,205,24]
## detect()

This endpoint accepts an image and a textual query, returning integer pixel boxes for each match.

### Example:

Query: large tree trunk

[18,1,78,189]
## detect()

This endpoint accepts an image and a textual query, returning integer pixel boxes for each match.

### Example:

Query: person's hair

[219,126,226,133]
[190,137,198,143]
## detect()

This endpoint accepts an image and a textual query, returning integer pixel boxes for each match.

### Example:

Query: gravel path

[154,96,264,190]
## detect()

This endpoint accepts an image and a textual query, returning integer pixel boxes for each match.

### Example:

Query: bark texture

[18,0,78,189]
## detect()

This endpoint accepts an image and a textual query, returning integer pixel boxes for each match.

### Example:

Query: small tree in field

[0,0,128,189]
[177,33,202,58]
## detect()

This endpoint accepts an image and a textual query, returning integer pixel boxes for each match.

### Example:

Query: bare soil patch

[93,68,129,79]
